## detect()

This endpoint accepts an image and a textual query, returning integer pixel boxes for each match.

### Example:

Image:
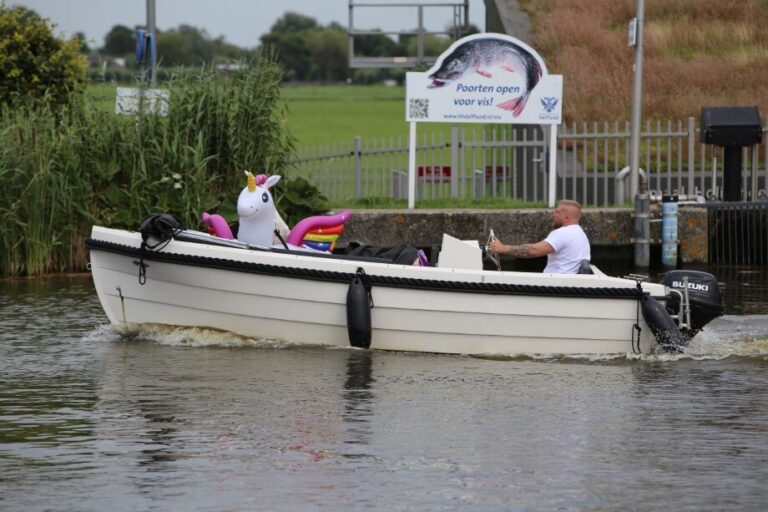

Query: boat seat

[577,259,593,274]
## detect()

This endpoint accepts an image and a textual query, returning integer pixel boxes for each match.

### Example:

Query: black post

[722,147,742,202]
[701,106,762,202]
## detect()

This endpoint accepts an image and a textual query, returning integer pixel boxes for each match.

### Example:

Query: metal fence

[706,201,768,265]
[287,117,768,206]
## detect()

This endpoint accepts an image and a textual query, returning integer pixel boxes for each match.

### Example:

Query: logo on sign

[541,97,558,113]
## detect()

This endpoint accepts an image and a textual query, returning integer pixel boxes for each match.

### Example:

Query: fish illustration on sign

[427,37,543,117]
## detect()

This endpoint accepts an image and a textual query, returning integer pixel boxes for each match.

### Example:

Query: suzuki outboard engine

[661,270,723,339]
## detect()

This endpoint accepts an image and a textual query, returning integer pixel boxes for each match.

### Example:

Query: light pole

[629,0,648,268]
[146,0,157,87]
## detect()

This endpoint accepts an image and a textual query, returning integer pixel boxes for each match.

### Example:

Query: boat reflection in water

[342,351,375,454]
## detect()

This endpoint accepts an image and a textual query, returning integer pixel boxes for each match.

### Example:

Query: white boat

[86,217,723,356]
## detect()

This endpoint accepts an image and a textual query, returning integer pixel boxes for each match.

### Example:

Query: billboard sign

[405,33,562,125]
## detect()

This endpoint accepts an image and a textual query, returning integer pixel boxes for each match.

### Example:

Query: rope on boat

[137,214,186,285]
[631,280,643,354]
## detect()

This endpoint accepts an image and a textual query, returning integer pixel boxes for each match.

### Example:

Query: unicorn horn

[244,170,255,192]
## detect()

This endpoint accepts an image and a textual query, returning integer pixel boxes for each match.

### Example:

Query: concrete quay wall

[337,207,708,264]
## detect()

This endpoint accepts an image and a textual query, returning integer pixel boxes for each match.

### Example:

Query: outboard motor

[661,270,723,338]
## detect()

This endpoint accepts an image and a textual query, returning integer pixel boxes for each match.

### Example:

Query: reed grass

[0,54,293,277]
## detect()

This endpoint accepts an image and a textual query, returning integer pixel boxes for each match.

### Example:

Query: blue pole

[661,194,678,267]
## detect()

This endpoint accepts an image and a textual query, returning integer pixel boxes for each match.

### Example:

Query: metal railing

[706,201,768,264]
[348,0,470,69]
[288,117,768,206]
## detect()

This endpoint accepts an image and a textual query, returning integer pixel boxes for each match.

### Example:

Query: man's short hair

[558,199,582,211]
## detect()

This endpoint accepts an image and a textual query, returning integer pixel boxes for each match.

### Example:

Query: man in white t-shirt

[488,200,591,274]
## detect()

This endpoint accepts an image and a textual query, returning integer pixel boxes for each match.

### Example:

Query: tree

[260,14,355,82]
[156,25,216,66]
[103,24,135,56]
[446,22,482,38]
[355,31,399,57]
[400,33,452,57]
[306,29,347,81]
[74,31,89,54]
[149,25,248,67]
[212,35,249,62]
[268,12,318,34]
[0,5,87,109]
[259,13,321,81]
[260,31,312,81]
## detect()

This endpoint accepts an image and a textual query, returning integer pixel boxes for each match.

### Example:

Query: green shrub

[0,54,295,277]
[0,4,87,111]
[273,175,330,226]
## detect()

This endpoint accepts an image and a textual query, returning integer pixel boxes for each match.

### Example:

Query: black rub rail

[86,238,645,299]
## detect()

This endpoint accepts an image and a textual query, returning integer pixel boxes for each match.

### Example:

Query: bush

[273,176,330,226]
[0,4,87,110]
[0,54,296,277]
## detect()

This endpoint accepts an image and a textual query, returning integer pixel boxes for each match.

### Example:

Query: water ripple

[2,277,768,511]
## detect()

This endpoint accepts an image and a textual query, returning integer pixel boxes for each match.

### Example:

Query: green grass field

[281,85,409,147]
[281,85,462,148]
[88,83,453,148]
[87,82,119,112]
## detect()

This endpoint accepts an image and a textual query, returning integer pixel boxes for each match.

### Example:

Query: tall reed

[0,53,293,277]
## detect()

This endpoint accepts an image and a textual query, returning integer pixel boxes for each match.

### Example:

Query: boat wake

[86,323,326,350]
[476,315,768,363]
[684,314,768,358]
[85,314,768,361]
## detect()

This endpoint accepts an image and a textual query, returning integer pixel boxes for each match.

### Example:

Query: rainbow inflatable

[287,210,351,252]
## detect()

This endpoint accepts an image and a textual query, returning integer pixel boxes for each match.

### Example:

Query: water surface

[1,275,768,511]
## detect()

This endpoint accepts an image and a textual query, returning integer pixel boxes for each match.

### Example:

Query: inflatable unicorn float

[202,171,350,252]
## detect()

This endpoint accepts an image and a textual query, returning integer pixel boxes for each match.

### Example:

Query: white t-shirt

[543,224,591,274]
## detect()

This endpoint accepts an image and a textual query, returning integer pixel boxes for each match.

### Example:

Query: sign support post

[408,121,417,209]
[548,125,558,207]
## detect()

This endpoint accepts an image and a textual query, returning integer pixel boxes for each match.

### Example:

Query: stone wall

[337,207,708,263]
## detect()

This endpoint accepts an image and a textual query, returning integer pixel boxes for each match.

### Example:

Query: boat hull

[87,226,664,355]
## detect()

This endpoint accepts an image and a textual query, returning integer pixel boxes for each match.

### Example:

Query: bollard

[661,194,678,267]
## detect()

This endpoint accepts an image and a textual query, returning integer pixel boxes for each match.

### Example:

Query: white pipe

[616,166,646,204]
[548,125,558,207]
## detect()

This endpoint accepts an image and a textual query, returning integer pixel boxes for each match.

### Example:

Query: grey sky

[13,0,486,49]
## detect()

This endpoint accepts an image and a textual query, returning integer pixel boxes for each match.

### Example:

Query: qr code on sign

[409,98,429,119]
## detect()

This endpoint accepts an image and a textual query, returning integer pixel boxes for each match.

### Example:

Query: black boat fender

[346,267,374,349]
[640,294,688,352]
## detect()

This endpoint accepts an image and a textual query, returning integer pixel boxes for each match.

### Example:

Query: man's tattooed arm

[489,237,554,258]
[505,244,534,258]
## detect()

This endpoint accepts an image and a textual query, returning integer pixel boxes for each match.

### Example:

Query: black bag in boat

[345,242,420,265]
[135,213,186,286]
[139,213,186,248]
